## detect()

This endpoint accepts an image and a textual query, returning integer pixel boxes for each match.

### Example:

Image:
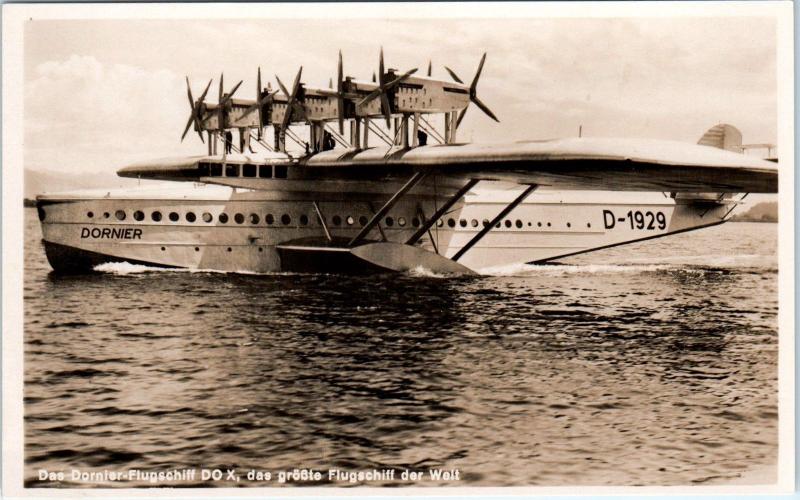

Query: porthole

[385,216,394,227]
[186,212,196,223]
[471,219,479,228]
[103,212,110,219]
[234,213,245,224]
[359,216,368,226]
[219,213,229,224]
[194,247,199,252]
[266,214,274,225]
[169,212,179,222]
[281,214,291,225]
[483,219,490,227]
[115,210,126,221]
[160,246,166,251]
[227,247,232,252]
[504,220,512,228]
[87,211,94,219]
[250,213,260,224]
[332,215,342,226]
[537,222,542,227]
[202,212,212,223]
[587,222,592,228]
[412,217,420,227]
[516,220,523,228]
[459,219,467,228]
[398,217,406,227]
[258,247,263,252]
[567,222,571,228]
[437,219,444,227]
[346,216,355,225]
[528,222,532,227]
[151,211,162,222]
[300,214,309,226]
[447,218,456,228]
[133,210,144,221]
[547,222,552,227]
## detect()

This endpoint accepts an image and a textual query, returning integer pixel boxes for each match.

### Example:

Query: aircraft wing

[302,137,778,193]
[118,137,778,193]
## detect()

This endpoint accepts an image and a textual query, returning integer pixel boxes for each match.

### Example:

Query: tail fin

[697,123,743,152]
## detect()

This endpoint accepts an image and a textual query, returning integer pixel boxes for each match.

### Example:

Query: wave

[92,262,271,276]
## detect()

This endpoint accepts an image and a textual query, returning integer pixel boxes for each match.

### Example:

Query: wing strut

[452,184,537,262]
[349,171,428,247]
[406,178,479,245]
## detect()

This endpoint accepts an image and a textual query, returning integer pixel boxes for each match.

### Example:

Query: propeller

[446,53,499,126]
[275,66,305,131]
[358,48,418,127]
[427,60,432,77]
[336,50,346,135]
[181,77,212,143]
[216,73,243,131]
[241,67,278,140]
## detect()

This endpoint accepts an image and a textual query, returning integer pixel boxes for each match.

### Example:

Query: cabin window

[250,213,260,224]
[459,219,467,228]
[300,215,309,226]
[447,218,455,228]
[504,220,512,228]
[202,212,213,223]
[547,222,551,227]
[332,215,342,226]
[274,165,288,179]
[103,212,110,219]
[259,165,272,178]
[398,217,406,227]
[359,216,368,226]
[471,219,479,227]
[186,212,197,223]
[197,162,210,177]
[133,210,144,221]
[169,212,179,222]
[226,164,240,177]
[516,220,523,228]
[87,211,94,219]
[385,217,394,227]
[243,164,257,177]
[234,213,245,224]
[537,222,542,227]
[281,214,291,225]
[219,213,228,224]
[152,211,162,222]
[266,214,274,225]
[483,219,490,227]
[587,223,591,228]
[115,210,126,221]
[566,222,571,228]
[210,164,222,176]
[346,216,355,226]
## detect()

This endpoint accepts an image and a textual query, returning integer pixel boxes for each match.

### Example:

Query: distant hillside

[24,168,139,200]
[731,201,778,222]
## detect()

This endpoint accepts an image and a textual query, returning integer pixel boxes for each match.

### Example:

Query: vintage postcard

[2,2,794,498]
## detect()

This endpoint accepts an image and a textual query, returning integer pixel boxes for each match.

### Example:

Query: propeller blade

[383,68,418,91]
[186,77,195,108]
[275,74,290,98]
[291,66,303,97]
[456,107,468,128]
[472,95,499,122]
[218,73,224,103]
[337,50,344,93]
[181,114,194,141]
[471,53,487,92]
[197,78,212,105]
[380,93,392,128]
[444,66,463,84]
[427,60,432,77]
[329,77,333,89]
[379,48,385,86]
[220,80,243,106]
[358,87,382,107]
[196,128,205,144]
[372,72,376,83]
[256,67,263,137]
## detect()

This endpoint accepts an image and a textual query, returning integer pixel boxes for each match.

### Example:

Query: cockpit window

[274,165,288,179]
[225,164,239,177]
[210,164,222,176]
[242,164,257,177]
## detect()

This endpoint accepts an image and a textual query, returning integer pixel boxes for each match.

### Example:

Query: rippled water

[23,208,778,487]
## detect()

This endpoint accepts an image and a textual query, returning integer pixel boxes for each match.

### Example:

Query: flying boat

[35,50,779,275]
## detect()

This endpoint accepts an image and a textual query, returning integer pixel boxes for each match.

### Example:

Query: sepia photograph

[2,1,794,496]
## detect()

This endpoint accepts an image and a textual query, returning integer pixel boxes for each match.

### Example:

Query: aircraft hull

[36,185,734,274]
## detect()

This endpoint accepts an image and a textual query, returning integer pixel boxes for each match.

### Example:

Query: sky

[23,15,778,176]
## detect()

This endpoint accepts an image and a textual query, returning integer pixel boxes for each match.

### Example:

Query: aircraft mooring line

[452,184,538,262]
[406,178,479,245]
[349,171,428,247]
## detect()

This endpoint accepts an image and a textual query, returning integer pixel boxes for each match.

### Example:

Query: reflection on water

[23,209,778,487]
